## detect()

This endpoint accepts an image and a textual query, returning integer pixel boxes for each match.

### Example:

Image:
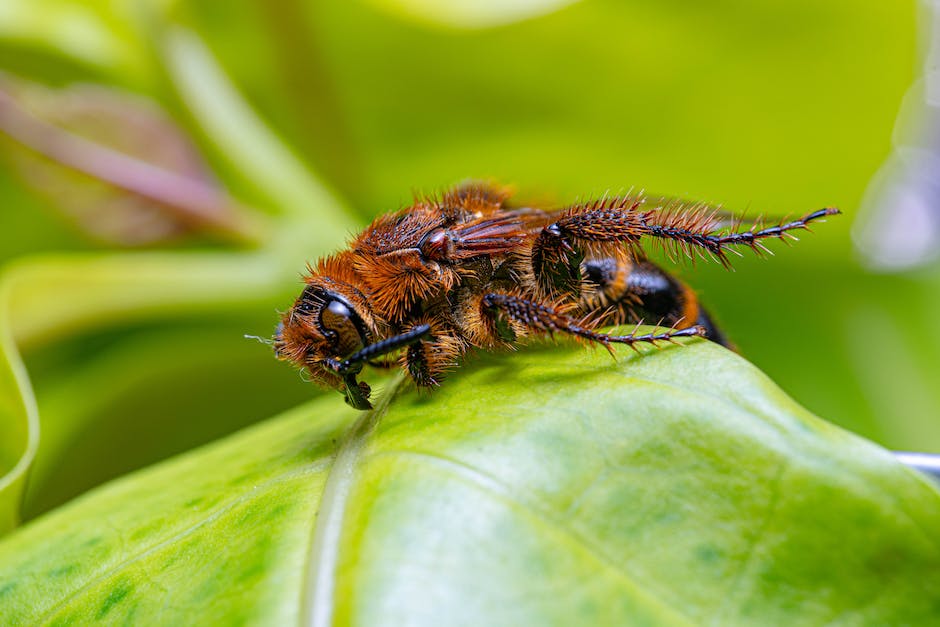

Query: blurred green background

[1,0,937,522]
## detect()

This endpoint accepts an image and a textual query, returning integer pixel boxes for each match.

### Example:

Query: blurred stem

[4,252,287,350]
[161,28,356,250]
[257,0,363,206]
[0,88,267,246]
[895,452,940,484]
[0,280,40,534]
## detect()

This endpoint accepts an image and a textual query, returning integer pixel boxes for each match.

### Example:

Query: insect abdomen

[581,256,731,348]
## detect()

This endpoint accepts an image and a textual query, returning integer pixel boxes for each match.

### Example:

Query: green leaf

[0,0,156,79]
[22,324,315,519]
[0,395,351,624]
[0,248,288,527]
[1,335,938,624]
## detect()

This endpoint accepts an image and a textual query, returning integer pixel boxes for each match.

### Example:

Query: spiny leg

[403,324,468,388]
[638,207,841,267]
[481,293,704,351]
[535,197,839,269]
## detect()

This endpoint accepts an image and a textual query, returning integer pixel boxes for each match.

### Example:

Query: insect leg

[584,258,732,348]
[325,324,432,409]
[540,201,839,268]
[635,207,840,267]
[404,332,468,388]
[481,293,705,349]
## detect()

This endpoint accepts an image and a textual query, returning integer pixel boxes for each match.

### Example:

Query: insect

[274,183,838,409]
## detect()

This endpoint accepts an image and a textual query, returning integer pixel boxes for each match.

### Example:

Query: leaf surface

[0,336,937,625]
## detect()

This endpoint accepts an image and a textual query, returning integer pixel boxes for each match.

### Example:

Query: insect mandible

[274,183,838,409]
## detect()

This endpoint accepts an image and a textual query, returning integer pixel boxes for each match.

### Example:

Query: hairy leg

[533,196,838,270]
[402,324,468,388]
[481,293,704,351]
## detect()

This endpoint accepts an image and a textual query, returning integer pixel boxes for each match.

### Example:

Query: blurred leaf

[0,78,261,246]
[0,0,156,79]
[5,252,283,349]
[23,324,317,518]
[305,0,913,220]
[366,0,582,28]
[0,248,294,530]
[0,336,938,623]
[0,164,98,266]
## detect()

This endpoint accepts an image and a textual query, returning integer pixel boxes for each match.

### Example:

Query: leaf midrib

[300,373,403,627]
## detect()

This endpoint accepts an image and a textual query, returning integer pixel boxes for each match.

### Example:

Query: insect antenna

[244,334,275,346]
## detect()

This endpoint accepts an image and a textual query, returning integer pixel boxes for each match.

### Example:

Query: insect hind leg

[537,198,839,269]
[481,293,704,351]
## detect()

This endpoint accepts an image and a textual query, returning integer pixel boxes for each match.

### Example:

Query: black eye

[319,298,368,357]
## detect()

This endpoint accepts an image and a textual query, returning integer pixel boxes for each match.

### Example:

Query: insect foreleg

[481,293,704,350]
[327,324,433,376]
[325,324,432,410]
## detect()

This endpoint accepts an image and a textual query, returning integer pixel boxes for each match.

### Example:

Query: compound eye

[319,299,366,357]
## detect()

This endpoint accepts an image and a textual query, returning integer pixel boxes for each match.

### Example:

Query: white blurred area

[854,0,940,271]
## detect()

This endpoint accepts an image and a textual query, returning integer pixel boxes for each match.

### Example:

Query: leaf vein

[709,459,788,625]
[375,448,696,626]
[34,462,328,624]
